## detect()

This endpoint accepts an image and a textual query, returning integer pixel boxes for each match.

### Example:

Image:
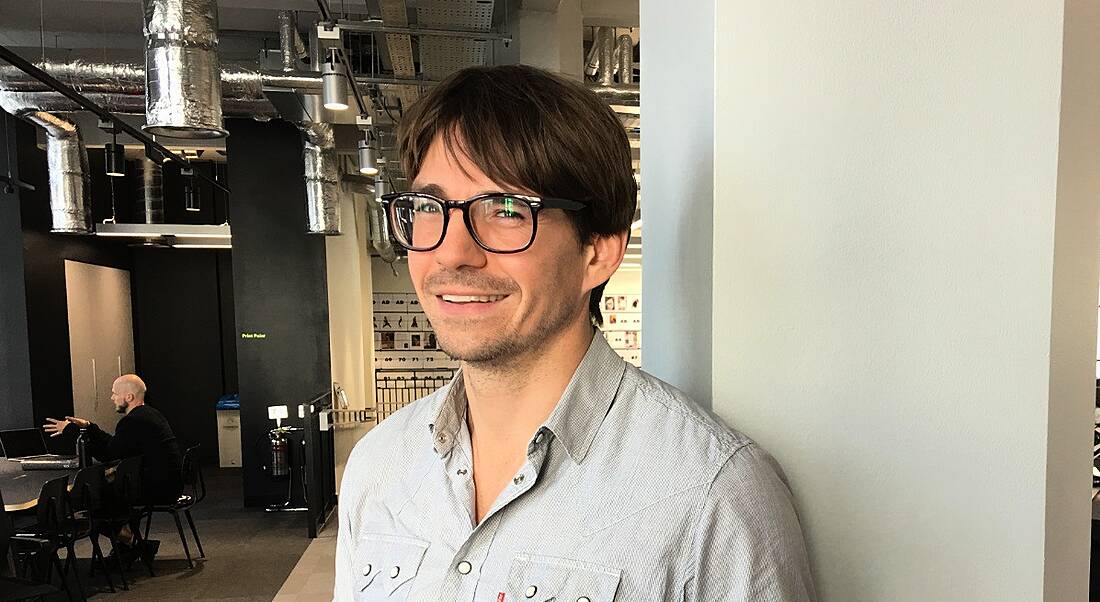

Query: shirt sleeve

[683,443,817,602]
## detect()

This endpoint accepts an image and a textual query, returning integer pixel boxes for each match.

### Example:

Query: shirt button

[577,597,591,602]
[390,566,400,579]
[457,560,472,575]
[457,468,468,475]
[361,564,372,576]
[513,474,525,485]
[534,432,544,444]
[525,585,538,598]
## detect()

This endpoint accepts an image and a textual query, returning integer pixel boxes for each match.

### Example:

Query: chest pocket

[353,533,429,601]
[504,554,622,602]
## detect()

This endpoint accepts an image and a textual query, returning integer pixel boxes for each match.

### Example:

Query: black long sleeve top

[66,404,184,504]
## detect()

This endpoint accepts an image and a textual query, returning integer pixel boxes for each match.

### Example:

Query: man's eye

[493,199,527,219]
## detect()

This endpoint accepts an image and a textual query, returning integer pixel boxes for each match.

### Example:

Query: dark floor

[40,467,312,601]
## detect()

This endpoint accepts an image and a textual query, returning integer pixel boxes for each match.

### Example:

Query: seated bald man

[43,374,184,505]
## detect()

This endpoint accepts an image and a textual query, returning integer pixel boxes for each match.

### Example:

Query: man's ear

[583,230,628,292]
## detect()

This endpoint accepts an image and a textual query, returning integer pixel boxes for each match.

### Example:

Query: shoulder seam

[630,370,743,455]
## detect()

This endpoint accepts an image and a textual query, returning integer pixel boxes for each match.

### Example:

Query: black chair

[13,475,84,601]
[69,464,118,592]
[142,444,206,569]
[0,490,60,602]
[102,457,154,580]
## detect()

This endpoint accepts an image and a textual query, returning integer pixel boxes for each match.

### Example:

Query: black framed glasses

[380,192,588,254]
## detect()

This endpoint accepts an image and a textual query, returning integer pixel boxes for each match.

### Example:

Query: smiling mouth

[439,294,507,304]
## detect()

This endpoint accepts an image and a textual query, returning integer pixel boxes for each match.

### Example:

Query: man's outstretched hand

[42,416,90,437]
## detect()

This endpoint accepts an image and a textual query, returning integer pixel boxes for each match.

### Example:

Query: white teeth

[441,294,505,303]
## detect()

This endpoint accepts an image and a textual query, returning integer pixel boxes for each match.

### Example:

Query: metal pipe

[136,157,164,224]
[299,121,341,235]
[143,0,226,138]
[334,19,513,42]
[616,34,634,84]
[0,90,277,118]
[584,30,602,78]
[587,83,639,106]
[277,11,307,72]
[20,112,92,234]
[597,27,615,86]
[1,62,429,99]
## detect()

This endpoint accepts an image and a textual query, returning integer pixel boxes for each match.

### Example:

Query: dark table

[0,458,78,512]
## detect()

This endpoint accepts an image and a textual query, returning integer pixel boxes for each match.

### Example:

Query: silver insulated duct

[597,27,615,86]
[136,157,164,224]
[143,0,226,138]
[26,112,92,234]
[300,122,341,235]
[616,35,634,84]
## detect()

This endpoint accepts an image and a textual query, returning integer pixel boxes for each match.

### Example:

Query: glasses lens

[389,195,445,250]
[470,196,535,252]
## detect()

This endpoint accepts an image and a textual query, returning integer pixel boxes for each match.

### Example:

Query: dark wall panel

[226,118,331,507]
[0,114,34,430]
[131,249,235,465]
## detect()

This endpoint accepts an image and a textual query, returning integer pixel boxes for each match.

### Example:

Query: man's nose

[432,208,487,270]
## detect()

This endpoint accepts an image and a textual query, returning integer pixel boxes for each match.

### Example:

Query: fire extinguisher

[269,429,289,479]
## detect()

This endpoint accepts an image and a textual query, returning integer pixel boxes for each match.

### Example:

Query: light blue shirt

[335,333,815,601]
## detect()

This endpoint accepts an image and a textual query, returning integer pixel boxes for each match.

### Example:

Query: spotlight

[374,174,387,199]
[358,134,378,176]
[182,168,200,212]
[322,51,349,111]
[105,137,125,177]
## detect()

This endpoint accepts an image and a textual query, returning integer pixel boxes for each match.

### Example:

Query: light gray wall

[639,0,713,407]
[705,1,1099,600]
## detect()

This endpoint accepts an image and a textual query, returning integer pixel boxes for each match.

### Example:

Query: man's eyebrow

[411,183,446,197]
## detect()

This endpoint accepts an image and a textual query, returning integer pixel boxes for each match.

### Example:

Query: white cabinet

[216,410,242,467]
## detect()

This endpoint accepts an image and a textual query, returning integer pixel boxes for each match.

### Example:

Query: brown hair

[397,64,637,327]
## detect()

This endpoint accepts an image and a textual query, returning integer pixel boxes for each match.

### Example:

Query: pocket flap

[506,554,622,602]
[354,533,429,596]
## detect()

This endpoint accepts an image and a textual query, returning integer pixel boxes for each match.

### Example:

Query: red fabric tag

[497,594,505,602]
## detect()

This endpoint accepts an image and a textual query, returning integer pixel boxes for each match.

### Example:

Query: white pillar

[643,0,1100,599]
[639,0,714,406]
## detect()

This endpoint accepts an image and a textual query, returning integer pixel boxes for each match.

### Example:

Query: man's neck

[462,318,595,453]
[125,401,145,415]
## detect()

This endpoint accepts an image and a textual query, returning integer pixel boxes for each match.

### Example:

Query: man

[43,374,183,505]
[336,65,816,601]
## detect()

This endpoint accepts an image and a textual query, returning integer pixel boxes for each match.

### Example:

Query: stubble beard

[435,297,582,372]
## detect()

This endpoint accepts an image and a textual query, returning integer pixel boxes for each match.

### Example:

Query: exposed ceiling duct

[616,34,634,85]
[23,111,92,234]
[300,121,341,235]
[277,11,308,73]
[136,157,164,224]
[142,0,226,138]
[596,26,616,87]
[342,172,397,263]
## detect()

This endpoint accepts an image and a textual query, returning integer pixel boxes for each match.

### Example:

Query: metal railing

[374,368,456,421]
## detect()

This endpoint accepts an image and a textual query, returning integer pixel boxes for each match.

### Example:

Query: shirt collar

[428,332,627,464]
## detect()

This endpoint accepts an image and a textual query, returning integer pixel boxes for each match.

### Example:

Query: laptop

[0,428,79,469]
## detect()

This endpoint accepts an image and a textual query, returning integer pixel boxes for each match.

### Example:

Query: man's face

[110,386,130,413]
[406,136,591,366]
